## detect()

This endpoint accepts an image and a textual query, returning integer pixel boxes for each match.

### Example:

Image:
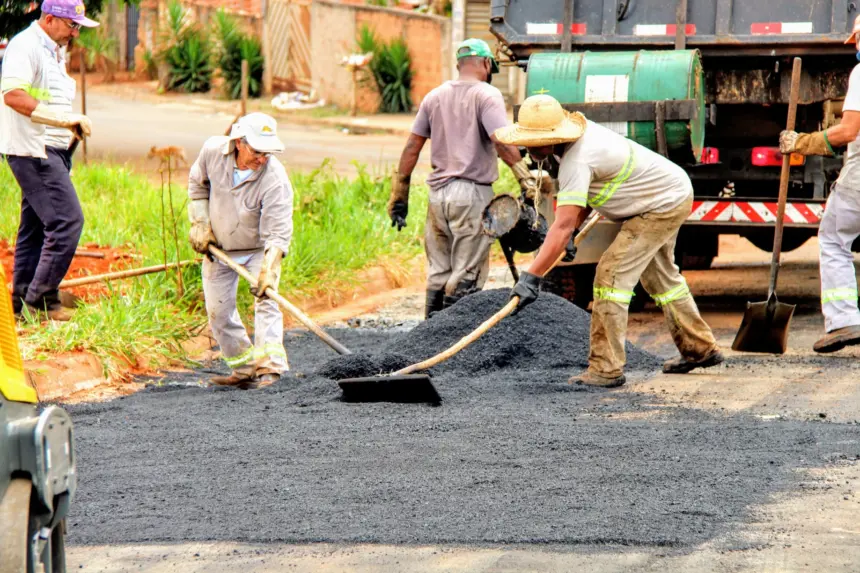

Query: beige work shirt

[188,136,293,255]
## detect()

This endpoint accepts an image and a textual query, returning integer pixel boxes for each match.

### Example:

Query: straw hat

[495,95,587,147]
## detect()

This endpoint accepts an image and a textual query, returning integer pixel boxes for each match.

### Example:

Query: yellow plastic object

[0,268,37,404]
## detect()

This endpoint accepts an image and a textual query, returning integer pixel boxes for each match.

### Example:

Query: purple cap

[41,0,99,27]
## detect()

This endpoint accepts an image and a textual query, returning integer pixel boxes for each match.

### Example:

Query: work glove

[510,271,542,315]
[388,175,410,231]
[510,159,538,197]
[253,247,284,299]
[30,102,92,139]
[779,130,834,156]
[188,199,218,254]
[562,235,578,263]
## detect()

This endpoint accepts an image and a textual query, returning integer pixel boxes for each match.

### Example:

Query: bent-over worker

[389,38,537,319]
[0,0,98,321]
[497,95,723,388]
[779,15,860,353]
[188,113,293,389]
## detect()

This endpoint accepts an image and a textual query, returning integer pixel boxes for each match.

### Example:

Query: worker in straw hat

[778,14,860,353]
[187,112,293,389]
[496,95,722,388]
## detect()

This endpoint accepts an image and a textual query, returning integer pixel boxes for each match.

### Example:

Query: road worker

[187,113,293,389]
[779,15,860,353]
[0,0,97,321]
[389,38,537,319]
[498,94,723,388]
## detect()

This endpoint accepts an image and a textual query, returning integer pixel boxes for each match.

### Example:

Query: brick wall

[310,0,450,113]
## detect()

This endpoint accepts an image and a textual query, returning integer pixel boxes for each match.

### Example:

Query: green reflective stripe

[557,190,589,207]
[256,344,287,359]
[224,347,255,367]
[652,282,691,306]
[0,79,51,101]
[593,286,635,304]
[589,143,635,208]
[821,287,858,305]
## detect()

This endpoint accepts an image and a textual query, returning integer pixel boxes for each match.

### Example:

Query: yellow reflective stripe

[255,344,287,359]
[589,143,635,208]
[821,287,858,305]
[0,79,51,101]
[224,347,255,367]
[593,286,635,304]
[652,281,691,306]
[557,190,589,207]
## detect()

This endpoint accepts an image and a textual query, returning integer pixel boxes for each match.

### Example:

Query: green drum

[525,50,706,161]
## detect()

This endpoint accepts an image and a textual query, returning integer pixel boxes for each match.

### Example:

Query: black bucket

[482,194,548,254]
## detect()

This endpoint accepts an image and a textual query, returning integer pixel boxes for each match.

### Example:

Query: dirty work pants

[425,179,495,301]
[590,195,717,378]
[6,147,83,312]
[818,185,860,332]
[202,250,289,376]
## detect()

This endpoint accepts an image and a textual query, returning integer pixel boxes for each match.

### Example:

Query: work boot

[246,369,281,390]
[425,290,444,319]
[24,303,73,322]
[568,371,626,388]
[210,371,256,389]
[813,325,860,353]
[662,349,725,374]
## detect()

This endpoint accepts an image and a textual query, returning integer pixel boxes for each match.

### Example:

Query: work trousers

[818,185,860,332]
[6,147,83,312]
[425,179,495,300]
[202,250,289,376]
[590,195,717,378]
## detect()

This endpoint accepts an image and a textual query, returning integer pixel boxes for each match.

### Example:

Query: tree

[0,0,108,41]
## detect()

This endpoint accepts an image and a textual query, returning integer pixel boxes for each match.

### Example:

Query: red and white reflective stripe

[688,201,824,224]
[633,24,696,36]
[750,22,813,34]
[526,22,587,35]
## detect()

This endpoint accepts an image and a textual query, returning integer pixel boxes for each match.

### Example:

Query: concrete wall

[311,0,450,113]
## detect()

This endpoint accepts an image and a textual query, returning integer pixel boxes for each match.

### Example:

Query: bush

[212,9,264,99]
[76,28,118,81]
[356,26,414,114]
[157,0,213,93]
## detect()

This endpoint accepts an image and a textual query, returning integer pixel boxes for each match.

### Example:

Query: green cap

[456,38,499,74]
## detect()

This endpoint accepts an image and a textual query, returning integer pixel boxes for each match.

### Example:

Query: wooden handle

[394,214,602,375]
[208,246,353,356]
[59,260,198,288]
[769,57,802,298]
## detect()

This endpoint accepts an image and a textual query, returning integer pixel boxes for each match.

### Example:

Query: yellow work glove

[779,130,834,156]
[187,199,218,254]
[388,175,410,231]
[30,102,92,138]
[254,247,284,298]
[510,159,538,196]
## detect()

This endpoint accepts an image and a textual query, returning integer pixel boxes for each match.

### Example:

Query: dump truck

[0,265,76,572]
[489,0,855,307]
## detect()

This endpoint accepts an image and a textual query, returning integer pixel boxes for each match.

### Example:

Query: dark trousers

[6,147,84,311]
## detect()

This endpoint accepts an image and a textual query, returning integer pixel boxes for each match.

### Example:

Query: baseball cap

[41,0,99,27]
[456,38,499,74]
[229,113,285,154]
[847,14,860,44]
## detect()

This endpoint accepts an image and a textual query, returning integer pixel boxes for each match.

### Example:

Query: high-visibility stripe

[256,343,287,360]
[821,288,858,305]
[557,190,589,207]
[0,79,51,101]
[526,22,587,35]
[589,143,634,208]
[594,286,635,305]
[633,24,696,36]
[751,22,813,34]
[224,347,256,367]
[652,281,691,306]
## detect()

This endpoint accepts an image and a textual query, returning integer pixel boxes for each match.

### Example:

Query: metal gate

[126,3,140,71]
[269,0,312,92]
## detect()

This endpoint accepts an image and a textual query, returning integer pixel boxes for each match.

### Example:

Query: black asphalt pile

[318,289,661,381]
[64,326,860,551]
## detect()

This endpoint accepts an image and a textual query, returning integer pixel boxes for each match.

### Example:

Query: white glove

[254,247,284,298]
[30,103,92,138]
[779,130,799,154]
[188,199,218,254]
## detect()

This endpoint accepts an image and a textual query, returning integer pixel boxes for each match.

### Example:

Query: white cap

[229,113,285,153]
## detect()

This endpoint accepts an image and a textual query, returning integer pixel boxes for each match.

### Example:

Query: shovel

[338,214,602,404]
[208,246,352,356]
[731,57,802,354]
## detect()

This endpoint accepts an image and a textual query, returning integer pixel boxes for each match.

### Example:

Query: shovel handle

[393,213,602,375]
[769,57,802,298]
[208,246,353,356]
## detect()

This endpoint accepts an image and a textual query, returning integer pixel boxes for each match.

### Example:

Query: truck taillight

[751,147,804,167]
[700,147,719,164]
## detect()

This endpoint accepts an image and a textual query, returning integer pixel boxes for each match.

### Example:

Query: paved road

[75,90,430,177]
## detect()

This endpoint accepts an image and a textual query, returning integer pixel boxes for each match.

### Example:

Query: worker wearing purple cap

[0,0,98,321]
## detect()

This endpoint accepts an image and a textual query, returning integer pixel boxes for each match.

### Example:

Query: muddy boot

[662,349,725,374]
[813,325,860,353]
[246,369,281,390]
[210,371,256,389]
[568,371,626,388]
[425,290,444,319]
[24,303,73,322]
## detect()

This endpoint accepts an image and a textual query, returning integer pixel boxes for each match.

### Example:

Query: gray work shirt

[188,136,294,255]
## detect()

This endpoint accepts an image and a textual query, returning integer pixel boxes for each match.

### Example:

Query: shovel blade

[731,299,796,354]
[338,374,441,404]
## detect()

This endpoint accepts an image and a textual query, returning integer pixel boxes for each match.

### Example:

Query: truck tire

[0,478,31,572]
[542,264,649,312]
[746,229,814,254]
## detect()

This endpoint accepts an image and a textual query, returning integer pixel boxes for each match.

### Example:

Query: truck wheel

[0,479,31,572]
[542,264,596,310]
[746,229,814,253]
